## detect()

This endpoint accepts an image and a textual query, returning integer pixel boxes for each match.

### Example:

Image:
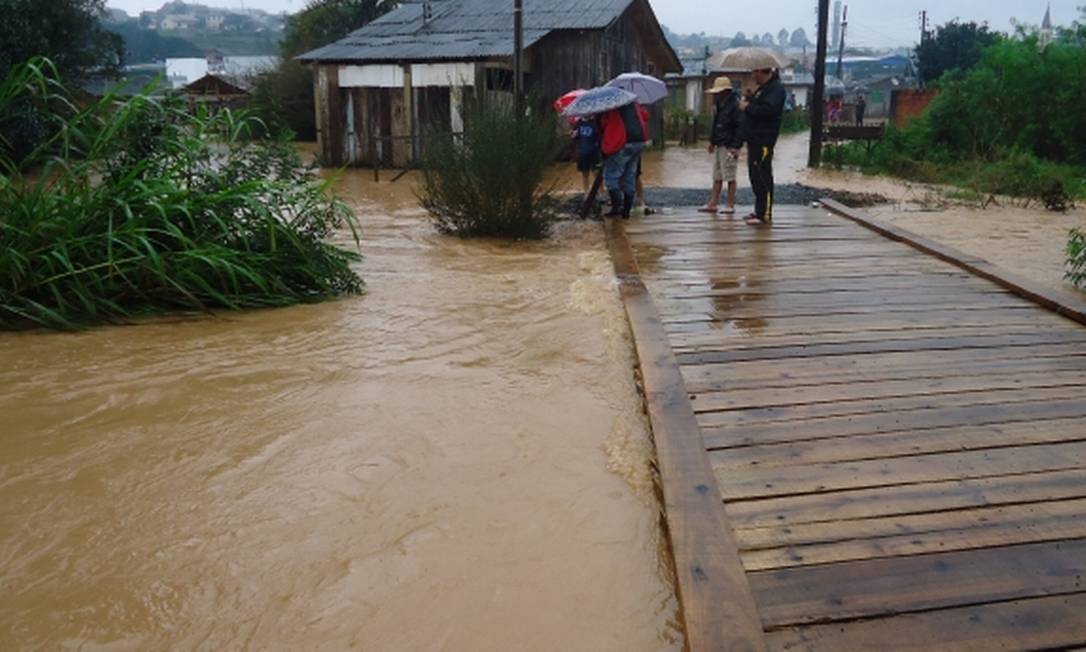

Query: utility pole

[513,0,524,115]
[917,10,928,86]
[835,5,848,81]
[808,0,831,168]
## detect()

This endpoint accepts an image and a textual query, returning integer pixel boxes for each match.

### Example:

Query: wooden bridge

[606,202,1086,651]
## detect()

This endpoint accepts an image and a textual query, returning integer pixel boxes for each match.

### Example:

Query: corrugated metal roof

[298,0,634,63]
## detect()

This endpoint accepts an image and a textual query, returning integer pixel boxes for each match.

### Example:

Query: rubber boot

[605,190,624,218]
[622,193,634,219]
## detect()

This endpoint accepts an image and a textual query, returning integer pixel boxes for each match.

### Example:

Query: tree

[778,29,790,48]
[790,28,810,47]
[915,20,1002,84]
[731,31,751,47]
[251,0,397,140]
[0,0,124,82]
[762,32,775,46]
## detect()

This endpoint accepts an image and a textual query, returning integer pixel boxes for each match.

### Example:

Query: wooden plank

[691,370,1086,414]
[765,593,1086,651]
[727,469,1086,529]
[822,199,1086,326]
[715,417,1086,472]
[703,396,1086,449]
[677,331,1086,367]
[676,332,1079,364]
[698,386,1086,429]
[741,497,1086,570]
[604,218,767,651]
[682,345,1086,391]
[663,307,1046,330]
[714,441,1086,501]
[748,539,1086,627]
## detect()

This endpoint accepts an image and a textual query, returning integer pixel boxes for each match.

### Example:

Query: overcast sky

[106,0,1081,47]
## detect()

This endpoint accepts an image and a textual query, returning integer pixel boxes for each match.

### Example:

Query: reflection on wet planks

[625,205,1086,651]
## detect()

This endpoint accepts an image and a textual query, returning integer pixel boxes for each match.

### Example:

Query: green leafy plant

[0,59,363,330]
[418,98,563,239]
[1067,229,1086,288]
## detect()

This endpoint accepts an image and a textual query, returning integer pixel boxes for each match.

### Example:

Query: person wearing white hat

[699,76,742,216]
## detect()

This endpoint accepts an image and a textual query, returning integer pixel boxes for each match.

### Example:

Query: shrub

[1068,229,1086,288]
[0,59,363,330]
[418,98,563,239]
[780,109,809,135]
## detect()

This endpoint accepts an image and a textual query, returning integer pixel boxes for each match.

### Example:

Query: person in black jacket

[699,76,742,215]
[741,67,787,225]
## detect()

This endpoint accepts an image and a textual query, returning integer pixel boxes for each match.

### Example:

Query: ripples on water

[0,172,681,650]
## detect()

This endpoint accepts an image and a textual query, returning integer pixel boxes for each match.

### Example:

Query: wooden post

[808,0,831,168]
[513,0,524,115]
[403,64,414,166]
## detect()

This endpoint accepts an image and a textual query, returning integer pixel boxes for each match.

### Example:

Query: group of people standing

[574,102,653,219]
[701,66,786,226]
[573,66,787,225]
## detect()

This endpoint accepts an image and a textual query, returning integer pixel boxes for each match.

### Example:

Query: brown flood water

[0,169,681,649]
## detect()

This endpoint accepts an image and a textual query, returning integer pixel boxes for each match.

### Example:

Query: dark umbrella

[563,86,638,118]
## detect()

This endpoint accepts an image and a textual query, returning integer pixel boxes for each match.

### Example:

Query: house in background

[182,73,253,111]
[298,0,681,168]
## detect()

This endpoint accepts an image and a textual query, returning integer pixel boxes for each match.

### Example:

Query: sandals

[744,213,768,226]
[697,205,718,213]
[718,207,735,215]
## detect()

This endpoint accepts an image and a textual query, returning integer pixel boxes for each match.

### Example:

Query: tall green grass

[418,97,563,240]
[0,59,363,331]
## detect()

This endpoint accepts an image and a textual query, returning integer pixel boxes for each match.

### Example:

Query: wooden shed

[297,0,681,167]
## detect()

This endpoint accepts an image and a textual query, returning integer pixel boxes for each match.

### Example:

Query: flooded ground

[0,170,681,649]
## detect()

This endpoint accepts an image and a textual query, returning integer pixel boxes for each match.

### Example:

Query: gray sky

[106,0,1081,47]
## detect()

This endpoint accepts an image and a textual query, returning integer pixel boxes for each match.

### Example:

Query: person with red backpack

[599,101,648,219]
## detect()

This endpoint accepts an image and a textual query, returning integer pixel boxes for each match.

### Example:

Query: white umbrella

[563,86,638,118]
[716,47,791,70]
[606,72,667,105]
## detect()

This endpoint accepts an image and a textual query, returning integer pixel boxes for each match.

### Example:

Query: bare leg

[581,170,590,197]
[726,180,737,210]
[635,176,646,206]
[705,180,722,209]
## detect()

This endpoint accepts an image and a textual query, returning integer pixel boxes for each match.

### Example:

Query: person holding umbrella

[740,65,786,225]
[699,76,742,216]
[607,73,667,216]
[598,100,649,218]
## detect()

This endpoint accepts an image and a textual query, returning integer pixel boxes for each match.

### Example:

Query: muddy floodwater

[0,170,681,649]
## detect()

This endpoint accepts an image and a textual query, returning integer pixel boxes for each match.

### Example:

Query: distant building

[183,73,252,111]
[160,15,199,31]
[206,14,225,30]
[298,0,681,168]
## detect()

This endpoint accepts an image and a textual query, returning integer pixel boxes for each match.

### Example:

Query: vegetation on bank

[1068,230,1086,288]
[0,60,363,331]
[419,99,563,240]
[824,36,1086,210]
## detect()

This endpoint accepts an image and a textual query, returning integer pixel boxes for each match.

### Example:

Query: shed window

[486,68,514,91]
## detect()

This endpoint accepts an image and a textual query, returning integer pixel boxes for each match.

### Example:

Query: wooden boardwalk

[610,205,1086,651]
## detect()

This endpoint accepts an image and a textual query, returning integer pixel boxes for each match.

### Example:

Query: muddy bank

[0,173,681,650]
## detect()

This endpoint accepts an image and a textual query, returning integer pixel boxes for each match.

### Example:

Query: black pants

[748,143,775,221]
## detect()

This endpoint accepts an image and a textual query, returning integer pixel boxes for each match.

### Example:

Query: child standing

[573,118,601,200]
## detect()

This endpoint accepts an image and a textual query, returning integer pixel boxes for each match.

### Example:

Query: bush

[780,109,809,135]
[1068,229,1086,288]
[418,98,563,239]
[0,59,363,330]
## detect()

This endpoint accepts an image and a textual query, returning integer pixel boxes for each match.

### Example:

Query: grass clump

[780,109,809,135]
[418,98,563,239]
[1068,229,1086,289]
[0,59,363,331]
